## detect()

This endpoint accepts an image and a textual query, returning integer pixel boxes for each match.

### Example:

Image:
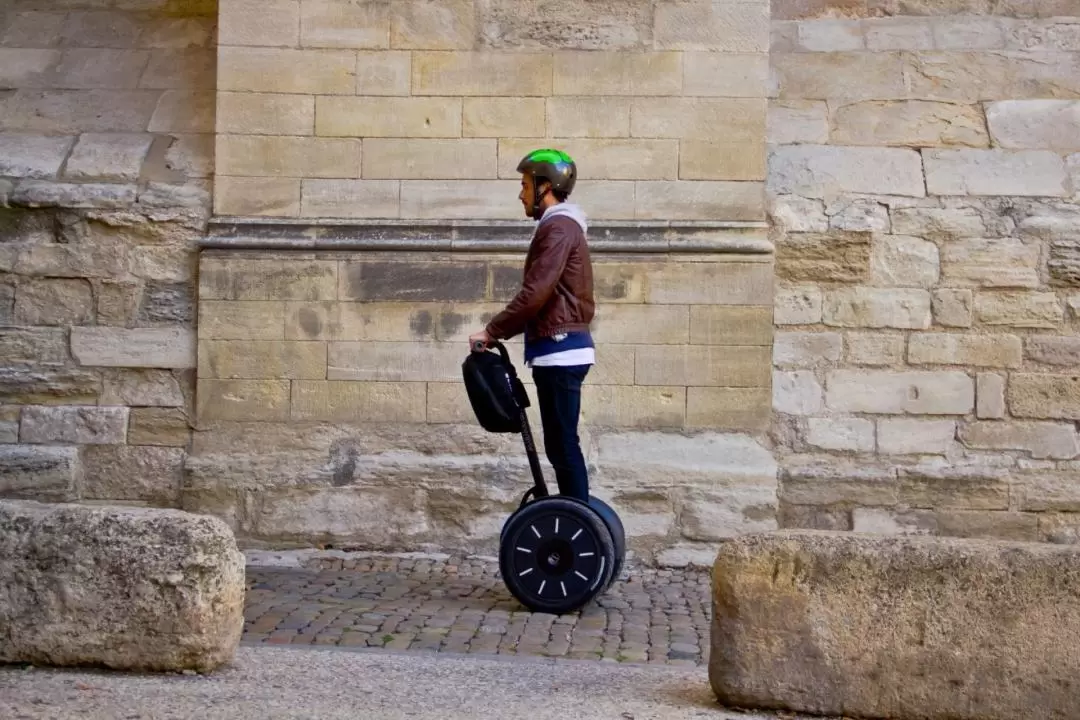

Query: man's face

[519,174,534,217]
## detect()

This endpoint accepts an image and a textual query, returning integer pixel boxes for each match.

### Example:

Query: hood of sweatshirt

[538,202,588,234]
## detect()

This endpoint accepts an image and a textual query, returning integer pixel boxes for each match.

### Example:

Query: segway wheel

[587,496,626,588]
[499,497,616,614]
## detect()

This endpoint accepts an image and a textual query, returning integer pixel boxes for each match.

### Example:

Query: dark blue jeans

[532,364,590,501]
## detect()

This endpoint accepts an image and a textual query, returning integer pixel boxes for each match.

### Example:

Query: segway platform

[462,341,626,614]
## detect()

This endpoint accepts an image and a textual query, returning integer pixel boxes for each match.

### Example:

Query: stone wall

[768,2,1080,542]
[0,0,215,507]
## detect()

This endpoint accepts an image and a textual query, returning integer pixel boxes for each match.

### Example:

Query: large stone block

[129,408,189,448]
[871,235,940,288]
[216,135,360,179]
[291,380,427,423]
[499,137,679,180]
[0,328,68,365]
[216,93,314,135]
[327,341,460,382]
[908,332,1023,368]
[772,370,823,416]
[218,47,355,95]
[362,138,495,179]
[768,145,925,198]
[823,287,931,329]
[709,531,1080,720]
[552,51,681,96]
[196,379,291,423]
[0,500,244,672]
[771,51,906,101]
[960,420,1080,460]
[831,100,988,147]
[653,0,769,52]
[72,328,196,369]
[777,231,869,283]
[924,149,1068,197]
[0,133,73,179]
[845,332,906,366]
[767,101,829,145]
[399,180,522,219]
[826,369,974,414]
[298,0,387,49]
[635,345,771,387]
[904,51,1080,102]
[974,291,1063,328]
[464,97,544,138]
[413,51,552,96]
[300,179,400,218]
[581,385,686,428]
[14,278,95,326]
[1026,335,1080,366]
[684,52,769,98]
[773,331,842,368]
[20,406,129,445]
[0,445,78,502]
[0,368,101,406]
[987,100,1080,151]
[942,237,1040,288]
[546,97,630,138]
[1009,374,1080,420]
[199,340,326,380]
[630,98,764,142]
[689,306,773,346]
[339,260,487,302]
[199,258,337,301]
[635,180,765,221]
[81,445,186,505]
[316,96,462,138]
[0,89,160,134]
[878,418,956,454]
[686,387,771,431]
[478,0,649,50]
[64,133,153,183]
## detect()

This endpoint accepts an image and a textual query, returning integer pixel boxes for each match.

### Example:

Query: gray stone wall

[768,1,1080,542]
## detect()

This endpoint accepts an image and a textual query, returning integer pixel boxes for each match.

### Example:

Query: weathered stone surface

[904,50,1080,102]
[870,235,940,288]
[769,195,828,233]
[709,531,1080,720]
[823,288,932,329]
[1026,335,1080,366]
[974,292,1063,328]
[780,458,899,507]
[1016,472,1080,513]
[0,446,78,502]
[932,289,973,327]
[908,332,1023,368]
[1009,374,1080,420]
[0,368,100,406]
[831,100,988,147]
[986,100,1080,151]
[0,134,73,179]
[772,51,906,102]
[767,101,829,144]
[924,149,1069,197]
[768,145,925,198]
[773,331,842,368]
[851,507,936,535]
[777,231,870,282]
[137,281,194,325]
[898,465,1011,509]
[961,420,1080,460]
[826,198,890,233]
[826,370,974,414]
[878,418,956,454]
[81,445,186,504]
[0,500,244,672]
[845,332,905,366]
[63,133,153,182]
[13,278,94,326]
[976,372,1007,419]
[72,328,196,369]
[12,181,137,209]
[653,0,769,51]
[477,0,650,50]
[941,237,1041,288]
[20,406,129,445]
[775,285,823,325]
[128,408,189,447]
[804,417,875,452]
[0,328,68,365]
[773,370,824,416]
[1049,237,1080,285]
[100,369,185,408]
[891,205,988,240]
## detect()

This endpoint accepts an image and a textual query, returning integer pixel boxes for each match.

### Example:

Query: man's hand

[468,329,493,351]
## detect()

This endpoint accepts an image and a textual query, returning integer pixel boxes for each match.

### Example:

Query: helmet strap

[530,177,549,221]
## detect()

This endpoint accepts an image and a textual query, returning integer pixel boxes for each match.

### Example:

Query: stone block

[300,179,400,218]
[772,51,906,101]
[773,370,823,416]
[930,17,1007,50]
[327,341,460,382]
[689,307,773,346]
[795,19,864,51]
[199,340,326,380]
[826,198,891,233]
[214,177,300,217]
[140,16,215,49]
[498,138,679,180]
[844,332,906,366]
[0,500,244,672]
[780,504,853,532]
[646,262,773,306]
[686,387,771,431]
[216,135,359,179]
[683,53,768,98]
[128,408,189,448]
[200,258,337,302]
[356,50,411,95]
[0,446,78,502]
[0,368,101,407]
[986,100,1080,151]
[780,458,898,506]
[0,328,68,366]
[935,509,1039,541]
[478,0,652,50]
[49,49,147,90]
[908,332,1022,368]
[297,0,389,48]
[362,139,494,179]
[399,180,522,219]
[653,1,769,51]
[864,17,935,50]
[941,237,1040,288]
[392,0,474,50]
[0,11,66,47]
[1009,374,1080,420]
[710,530,1080,719]
[898,466,1011,510]
[878,418,956,455]
[680,141,767,181]
[219,0,299,46]
[1026,335,1080,366]
[632,98,764,144]
[1016,472,1080,512]
[0,408,17,444]
[196,379,290,424]
[635,345,771,387]
[218,47,355,94]
[678,485,779,542]
[774,286,822,325]
[162,135,213,180]
[826,369,974,414]
[462,98,544,138]
[851,507,936,535]
[976,372,1006,419]
[870,235,940,288]
[777,231,870,283]
[768,145,926,198]
[961,420,1080,460]
[974,291,1063,329]
[552,51,681,96]
[0,89,161,135]
[805,417,875,452]
[12,182,137,209]
[635,180,765,221]
[925,149,1068,197]
[251,486,430,546]
[291,380,426,423]
[0,134,73,179]
[582,385,685,428]
[149,91,215,133]
[316,96,461,138]
[767,101,829,145]
[545,97,629,138]
[216,92,314,135]
[905,51,1080,102]
[139,49,215,90]
[413,51,552,96]
[832,100,988,148]
[589,305,688,344]
[20,406,128,446]
[591,263,647,304]
[100,370,184,408]
[13,278,94,326]
[891,206,988,240]
[339,261,486,302]
[823,288,932,329]
[773,331,842,368]
[71,328,195,369]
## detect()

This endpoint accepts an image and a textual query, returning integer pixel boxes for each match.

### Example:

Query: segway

[463,340,626,614]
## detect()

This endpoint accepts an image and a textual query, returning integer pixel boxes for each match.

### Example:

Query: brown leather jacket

[485,214,594,341]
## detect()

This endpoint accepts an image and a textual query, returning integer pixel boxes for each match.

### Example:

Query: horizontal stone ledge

[203,217,774,255]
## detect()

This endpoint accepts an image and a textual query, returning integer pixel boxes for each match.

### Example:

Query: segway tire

[499,497,616,614]
[587,496,626,588]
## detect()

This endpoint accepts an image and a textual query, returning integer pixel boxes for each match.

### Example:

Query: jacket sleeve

[485,220,574,340]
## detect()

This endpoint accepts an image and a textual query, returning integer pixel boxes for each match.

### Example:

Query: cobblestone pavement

[242,553,712,666]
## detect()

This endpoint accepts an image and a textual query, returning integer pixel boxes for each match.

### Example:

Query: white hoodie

[537,202,588,234]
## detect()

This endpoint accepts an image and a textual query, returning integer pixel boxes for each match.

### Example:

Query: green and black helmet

[518,148,577,219]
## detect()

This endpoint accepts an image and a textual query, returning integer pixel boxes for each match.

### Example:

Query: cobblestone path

[242,553,712,666]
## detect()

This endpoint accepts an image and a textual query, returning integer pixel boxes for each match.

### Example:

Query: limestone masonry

[0,0,1078,563]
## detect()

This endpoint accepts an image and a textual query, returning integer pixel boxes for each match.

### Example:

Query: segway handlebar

[473,339,514,371]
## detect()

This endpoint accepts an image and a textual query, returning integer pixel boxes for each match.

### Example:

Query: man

[468,149,595,502]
